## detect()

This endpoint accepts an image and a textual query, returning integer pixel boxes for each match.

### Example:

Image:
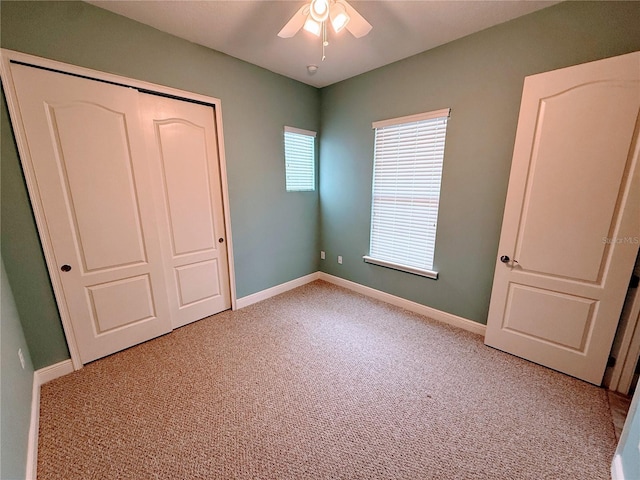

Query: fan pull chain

[322,21,327,61]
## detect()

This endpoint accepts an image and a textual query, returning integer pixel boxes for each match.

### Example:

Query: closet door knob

[500,256,510,263]
[61,264,72,272]
[218,238,224,243]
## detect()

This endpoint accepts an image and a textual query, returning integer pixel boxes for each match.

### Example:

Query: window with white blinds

[284,126,316,192]
[364,108,450,279]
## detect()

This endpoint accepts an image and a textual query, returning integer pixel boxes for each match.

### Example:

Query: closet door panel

[155,121,216,256]
[10,63,172,364]
[141,93,231,328]
[49,102,147,271]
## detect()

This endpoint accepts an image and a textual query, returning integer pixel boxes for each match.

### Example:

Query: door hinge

[607,356,616,368]
[629,274,639,289]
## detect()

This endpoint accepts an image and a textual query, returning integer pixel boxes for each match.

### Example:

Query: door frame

[608,284,640,394]
[0,49,237,370]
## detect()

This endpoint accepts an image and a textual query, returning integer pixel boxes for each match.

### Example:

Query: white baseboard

[35,359,74,386]
[25,375,40,480]
[318,272,487,336]
[236,272,321,309]
[235,271,486,336]
[611,454,624,480]
[26,359,74,480]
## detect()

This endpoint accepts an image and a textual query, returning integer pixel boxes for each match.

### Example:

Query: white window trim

[363,256,439,280]
[284,125,317,137]
[364,107,450,280]
[284,126,316,192]
[372,108,450,129]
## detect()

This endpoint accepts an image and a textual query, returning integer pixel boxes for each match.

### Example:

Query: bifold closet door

[10,63,173,364]
[140,93,231,328]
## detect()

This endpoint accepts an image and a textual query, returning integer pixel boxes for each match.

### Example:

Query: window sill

[363,256,438,280]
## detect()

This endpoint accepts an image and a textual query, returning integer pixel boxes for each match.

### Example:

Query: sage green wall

[1,88,70,367]
[1,255,35,480]
[319,1,640,323]
[0,1,320,369]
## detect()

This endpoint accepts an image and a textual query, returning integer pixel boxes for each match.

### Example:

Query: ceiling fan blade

[339,0,372,38]
[278,4,309,38]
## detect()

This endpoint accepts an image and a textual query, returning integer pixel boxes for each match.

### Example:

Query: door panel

[87,275,157,333]
[141,93,231,328]
[503,285,596,350]
[48,102,148,272]
[175,260,221,307]
[10,64,172,364]
[515,82,639,282]
[485,52,640,385]
[155,121,216,256]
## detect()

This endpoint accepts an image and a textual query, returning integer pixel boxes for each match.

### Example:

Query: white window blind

[284,126,316,192]
[364,108,450,279]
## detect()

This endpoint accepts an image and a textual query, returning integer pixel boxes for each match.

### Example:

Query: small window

[364,108,450,279]
[284,126,316,192]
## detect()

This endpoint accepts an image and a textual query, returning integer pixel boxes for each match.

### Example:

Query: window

[364,108,450,279]
[284,126,316,191]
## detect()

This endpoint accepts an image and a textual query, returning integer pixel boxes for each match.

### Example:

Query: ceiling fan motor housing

[310,0,330,22]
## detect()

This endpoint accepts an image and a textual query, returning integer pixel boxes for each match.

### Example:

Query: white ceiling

[86,0,560,88]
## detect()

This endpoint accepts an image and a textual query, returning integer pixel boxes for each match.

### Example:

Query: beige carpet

[38,280,617,479]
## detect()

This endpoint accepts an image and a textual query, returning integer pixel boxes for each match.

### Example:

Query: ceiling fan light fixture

[329,4,350,33]
[303,16,322,36]
[309,0,330,22]
[277,0,372,60]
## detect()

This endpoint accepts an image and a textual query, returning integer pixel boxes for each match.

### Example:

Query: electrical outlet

[18,348,25,370]
[338,255,343,264]
[320,250,325,260]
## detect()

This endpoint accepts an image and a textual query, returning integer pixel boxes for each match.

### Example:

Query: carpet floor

[37,280,617,479]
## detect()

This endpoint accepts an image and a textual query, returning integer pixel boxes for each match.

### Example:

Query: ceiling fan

[278,0,372,60]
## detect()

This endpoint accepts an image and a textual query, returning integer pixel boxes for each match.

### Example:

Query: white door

[140,93,231,328]
[10,64,173,364]
[485,52,640,385]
